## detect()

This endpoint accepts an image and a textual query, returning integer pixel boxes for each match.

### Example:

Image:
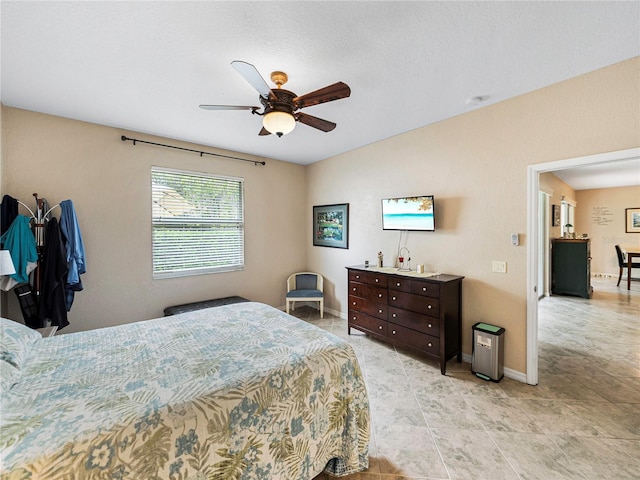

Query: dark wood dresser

[346,266,464,374]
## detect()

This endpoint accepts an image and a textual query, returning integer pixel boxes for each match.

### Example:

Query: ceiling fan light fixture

[263,111,296,137]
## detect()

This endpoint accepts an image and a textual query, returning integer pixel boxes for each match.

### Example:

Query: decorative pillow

[0,318,40,392]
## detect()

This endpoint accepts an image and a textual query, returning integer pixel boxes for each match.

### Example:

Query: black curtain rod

[120,135,266,166]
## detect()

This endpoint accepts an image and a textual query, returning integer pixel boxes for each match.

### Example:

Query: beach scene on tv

[382,196,435,231]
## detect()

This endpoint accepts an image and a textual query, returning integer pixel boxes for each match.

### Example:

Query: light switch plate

[492,261,507,273]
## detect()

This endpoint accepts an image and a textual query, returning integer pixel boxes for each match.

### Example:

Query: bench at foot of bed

[163,296,250,316]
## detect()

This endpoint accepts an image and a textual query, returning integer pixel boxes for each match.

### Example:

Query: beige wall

[576,185,640,275]
[2,57,639,376]
[1,107,307,333]
[540,172,576,240]
[307,57,640,375]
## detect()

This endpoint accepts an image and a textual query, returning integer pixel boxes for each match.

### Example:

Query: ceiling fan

[200,61,351,137]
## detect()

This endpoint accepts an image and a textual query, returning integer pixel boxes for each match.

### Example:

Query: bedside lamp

[0,250,16,276]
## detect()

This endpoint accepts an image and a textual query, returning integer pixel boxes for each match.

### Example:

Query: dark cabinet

[551,239,592,298]
[347,266,463,375]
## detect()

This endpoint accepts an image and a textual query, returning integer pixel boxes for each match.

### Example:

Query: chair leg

[319,299,324,318]
[617,266,622,287]
[286,300,290,314]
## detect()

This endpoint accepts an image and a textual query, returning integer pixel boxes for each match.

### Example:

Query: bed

[0,302,370,479]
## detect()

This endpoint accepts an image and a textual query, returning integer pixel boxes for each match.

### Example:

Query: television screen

[381,195,435,231]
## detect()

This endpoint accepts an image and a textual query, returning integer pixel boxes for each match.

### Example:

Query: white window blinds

[151,167,244,278]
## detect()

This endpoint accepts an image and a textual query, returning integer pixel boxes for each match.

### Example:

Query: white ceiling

[1,1,639,189]
[552,157,640,191]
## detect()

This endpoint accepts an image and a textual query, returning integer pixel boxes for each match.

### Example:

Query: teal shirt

[0,215,38,283]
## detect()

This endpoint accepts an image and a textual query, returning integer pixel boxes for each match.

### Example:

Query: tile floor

[293,276,640,480]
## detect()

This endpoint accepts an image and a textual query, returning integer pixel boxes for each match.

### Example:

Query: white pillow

[0,318,41,392]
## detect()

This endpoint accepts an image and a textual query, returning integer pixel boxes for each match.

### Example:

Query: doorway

[526,147,640,385]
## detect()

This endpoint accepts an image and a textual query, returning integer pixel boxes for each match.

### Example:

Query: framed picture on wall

[552,204,560,227]
[625,207,640,233]
[313,203,349,248]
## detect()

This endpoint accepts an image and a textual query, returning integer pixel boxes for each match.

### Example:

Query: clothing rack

[3,192,84,330]
[17,193,60,248]
[16,193,60,296]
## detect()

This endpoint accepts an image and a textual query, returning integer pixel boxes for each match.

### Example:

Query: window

[560,196,576,234]
[151,167,244,278]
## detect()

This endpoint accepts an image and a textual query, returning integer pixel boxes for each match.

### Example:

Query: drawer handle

[378,325,383,330]
[392,296,396,301]
[353,316,357,320]
[392,313,397,318]
[378,293,383,298]
[428,323,432,328]
[356,275,360,279]
[422,287,427,291]
[353,287,356,291]
[427,305,432,309]
[375,279,379,283]
[352,302,356,306]
[396,282,401,287]
[428,342,432,347]
[392,330,396,335]
[378,309,383,314]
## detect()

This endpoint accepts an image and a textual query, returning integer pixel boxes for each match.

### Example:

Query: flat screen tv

[381,195,435,231]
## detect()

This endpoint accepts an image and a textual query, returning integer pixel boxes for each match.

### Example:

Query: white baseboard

[280,302,343,319]
[504,366,528,383]
[325,306,344,319]
[591,272,618,279]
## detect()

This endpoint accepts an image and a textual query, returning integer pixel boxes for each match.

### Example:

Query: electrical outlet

[492,261,507,273]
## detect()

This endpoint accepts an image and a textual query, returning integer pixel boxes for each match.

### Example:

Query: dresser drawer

[388,323,439,355]
[349,270,388,287]
[389,307,440,337]
[349,295,388,320]
[411,281,440,298]
[349,282,388,303]
[349,310,387,336]
[388,276,412,292]
[389,290,440,317]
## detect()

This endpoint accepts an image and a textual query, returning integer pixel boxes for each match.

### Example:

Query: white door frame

[526,147,639,385]
[538,190,551,299]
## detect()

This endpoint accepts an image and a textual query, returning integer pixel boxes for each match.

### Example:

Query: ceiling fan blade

[258,127,271,136]
[199,104,259,111]
[293,82,351,109]
[296,112,336,132]
[231,60,277,101]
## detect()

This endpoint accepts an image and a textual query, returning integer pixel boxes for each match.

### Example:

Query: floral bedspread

[0,302,369,479]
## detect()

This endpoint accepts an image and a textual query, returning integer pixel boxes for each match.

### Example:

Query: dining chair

[615,245,640,287]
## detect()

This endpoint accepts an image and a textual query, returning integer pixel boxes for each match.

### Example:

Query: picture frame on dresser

[625,207,640,233]
[313,203,349,248]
